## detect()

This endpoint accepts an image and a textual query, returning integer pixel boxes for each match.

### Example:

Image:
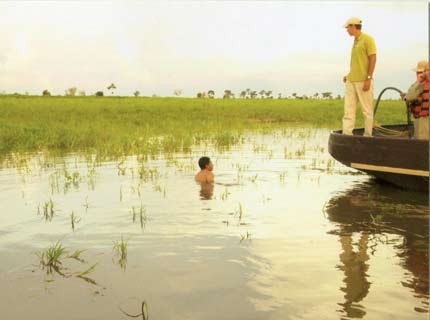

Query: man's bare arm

[368,54,376,78]
[363,54,376,91]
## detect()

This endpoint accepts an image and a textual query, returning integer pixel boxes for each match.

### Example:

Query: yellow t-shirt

[347,32,377,82]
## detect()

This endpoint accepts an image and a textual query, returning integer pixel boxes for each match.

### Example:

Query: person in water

[195,156,214,183]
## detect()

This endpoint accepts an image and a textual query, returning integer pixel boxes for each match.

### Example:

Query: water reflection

[325,181,429,318]
[337,233,370,318]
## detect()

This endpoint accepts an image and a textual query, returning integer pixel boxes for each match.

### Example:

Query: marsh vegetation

[0,97,427,319]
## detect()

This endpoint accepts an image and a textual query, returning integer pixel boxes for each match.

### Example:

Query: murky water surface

[0,129,428,319]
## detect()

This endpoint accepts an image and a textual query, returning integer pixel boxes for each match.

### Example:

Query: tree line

[195,89,341,100]
[6,83,342,99]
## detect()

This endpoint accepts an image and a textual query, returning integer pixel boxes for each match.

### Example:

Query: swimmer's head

[198,156,213,171]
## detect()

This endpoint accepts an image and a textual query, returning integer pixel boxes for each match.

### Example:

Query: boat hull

[328,125,429,191]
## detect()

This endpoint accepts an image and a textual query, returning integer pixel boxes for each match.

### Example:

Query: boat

[328,87,429,192]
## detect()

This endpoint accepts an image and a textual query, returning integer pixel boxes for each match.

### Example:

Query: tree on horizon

[107,83,116,95]
[223,90,233,99]
[321,92,333,99]
[65,87,77,96]
[173,89,183,97]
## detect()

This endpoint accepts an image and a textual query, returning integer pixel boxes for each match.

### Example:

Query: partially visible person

[342,17,377,137]
[195,156,214,183]
[403,60,429,140]
[199,183,214,200]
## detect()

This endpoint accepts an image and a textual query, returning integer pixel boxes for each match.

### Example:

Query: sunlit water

[0,129,428,319]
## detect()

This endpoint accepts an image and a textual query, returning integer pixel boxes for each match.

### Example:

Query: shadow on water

[325,181,429,318]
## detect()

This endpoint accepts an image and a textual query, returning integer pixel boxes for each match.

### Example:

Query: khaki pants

[343,80,374,136]
[414,116,429,140]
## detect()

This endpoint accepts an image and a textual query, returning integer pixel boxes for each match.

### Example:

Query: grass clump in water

[113,236,128,270]
[70,211,81,231]
[36,241,67,275]
[35,241,97,284]
[38,199,55,222]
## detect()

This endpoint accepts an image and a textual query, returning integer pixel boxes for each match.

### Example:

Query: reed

[70,211,81,231]
[36,241,67,275]
[113,236,128,270]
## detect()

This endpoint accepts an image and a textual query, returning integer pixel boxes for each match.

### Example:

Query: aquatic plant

[131,204,147,229]
[120,301,149,320]
[83,196,89,211]
[240,231,252,243]
[36,241,67,275]
[113,236,128,270]
[39,199,55,222]
[68,249,86,263]
[35,242,96,283]
[70,211,81,231]
[238,203,243,221]
[74,263,98,284]
[220,188,231,200]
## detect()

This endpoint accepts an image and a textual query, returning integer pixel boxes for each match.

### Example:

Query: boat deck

[329,124,429,191]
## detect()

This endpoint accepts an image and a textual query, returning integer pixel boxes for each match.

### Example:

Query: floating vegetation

[113,236,128,270]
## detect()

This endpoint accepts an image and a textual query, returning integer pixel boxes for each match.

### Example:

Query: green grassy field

[0,96,406,156]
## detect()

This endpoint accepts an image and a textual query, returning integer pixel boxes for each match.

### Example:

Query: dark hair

[355,24,362,30]
[198,156,211,170]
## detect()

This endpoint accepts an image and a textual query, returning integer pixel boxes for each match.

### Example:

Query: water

[0,129,428,319]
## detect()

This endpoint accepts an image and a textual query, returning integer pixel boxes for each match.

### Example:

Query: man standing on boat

[342,17,377,137]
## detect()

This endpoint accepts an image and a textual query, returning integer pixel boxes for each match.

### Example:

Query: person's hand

[363,79,371,91]
[343,76,347,83]
[400,92,406,100]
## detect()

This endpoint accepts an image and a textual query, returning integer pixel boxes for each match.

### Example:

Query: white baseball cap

[343,17,362,28]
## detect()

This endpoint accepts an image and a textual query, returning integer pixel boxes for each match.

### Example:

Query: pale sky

[0,1,428,97]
